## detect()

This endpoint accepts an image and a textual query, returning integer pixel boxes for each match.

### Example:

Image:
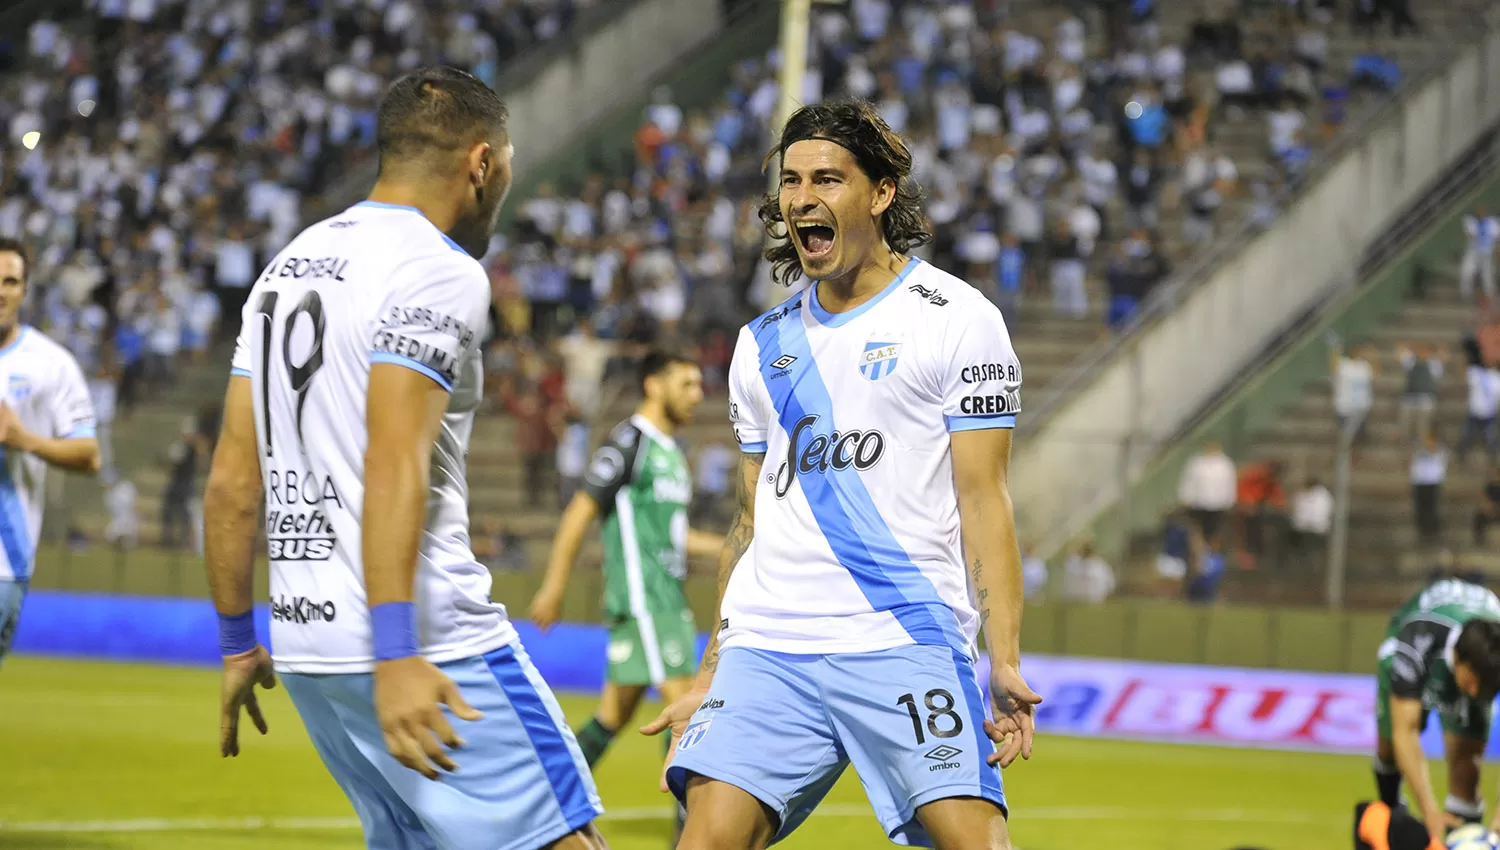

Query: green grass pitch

[0,657,1474,849]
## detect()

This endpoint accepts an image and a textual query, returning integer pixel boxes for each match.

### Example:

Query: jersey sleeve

[938,298,1023,432]
[49,355,97,440]
[1382,623,1432,700]
[230,326,251,378]
[369,252,490,392]
[728,326,770,453]
[581,423,643,512]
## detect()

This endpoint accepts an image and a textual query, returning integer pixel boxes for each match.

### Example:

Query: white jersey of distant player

[724,258,1021,658]
[0,328,96,581]
[231,200,512,675]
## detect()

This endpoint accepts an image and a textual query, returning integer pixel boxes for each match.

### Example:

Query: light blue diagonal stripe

[0,451,35,580]
[753,300,964,650]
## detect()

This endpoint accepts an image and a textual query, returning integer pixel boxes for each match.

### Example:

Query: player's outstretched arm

[951,428,1042,769]
[364,363,484,780]
[641,451,761,786]
[530,491,600,631]
[1390,695,1458,844]
[694,450,762,687]
[204,375,276,758]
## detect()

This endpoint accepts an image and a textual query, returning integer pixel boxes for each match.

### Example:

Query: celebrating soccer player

[642,100,1040,850]
[1373,574,1500,847]
[203,68,606,850]
[0,237,102,666]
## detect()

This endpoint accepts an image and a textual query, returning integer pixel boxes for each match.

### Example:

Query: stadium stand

[515,0,1485,403]
[4,0,1495,605]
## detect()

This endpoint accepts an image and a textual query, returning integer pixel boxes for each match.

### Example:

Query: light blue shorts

[0,579,26,663]
[666,644,1005,846]
[281,641,602,850]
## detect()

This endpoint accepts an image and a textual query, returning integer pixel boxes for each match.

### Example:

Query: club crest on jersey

[7,375,30,403]
[859,341,900,381]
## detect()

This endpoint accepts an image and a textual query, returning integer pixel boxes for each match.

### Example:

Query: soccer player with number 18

[643,101,1040,850]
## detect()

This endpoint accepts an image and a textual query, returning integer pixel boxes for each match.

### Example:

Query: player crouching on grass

[1370,575,1500,848]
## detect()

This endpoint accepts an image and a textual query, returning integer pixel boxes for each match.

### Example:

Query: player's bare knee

[543,824,609,850]
[678,818,773,850]
[680,777,776,850]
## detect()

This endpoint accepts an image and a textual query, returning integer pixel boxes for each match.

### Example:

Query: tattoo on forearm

[702,453,764,677]
[970,557,991,630]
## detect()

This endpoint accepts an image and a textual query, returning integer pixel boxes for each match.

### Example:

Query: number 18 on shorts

[666,643,1005,847]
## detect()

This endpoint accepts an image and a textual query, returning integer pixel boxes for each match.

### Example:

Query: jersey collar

[353,201,469,256]
[0,326,29,359]
[631,413,676,448]
[807,257,920,328]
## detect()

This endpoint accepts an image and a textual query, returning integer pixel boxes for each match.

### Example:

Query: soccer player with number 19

[203,67,604,850]
[643,100,1040,850]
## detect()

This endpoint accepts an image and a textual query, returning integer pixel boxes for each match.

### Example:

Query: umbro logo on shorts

[924,745,962,762]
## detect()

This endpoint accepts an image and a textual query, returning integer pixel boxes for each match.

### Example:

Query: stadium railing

[1045,135,1500,582]
[1012,5,1500,561]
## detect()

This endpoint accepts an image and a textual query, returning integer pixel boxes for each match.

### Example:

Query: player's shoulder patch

[747,291,806,336]
[608,419,642,450]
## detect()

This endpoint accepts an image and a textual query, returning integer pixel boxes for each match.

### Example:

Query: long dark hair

[757,100,931,286]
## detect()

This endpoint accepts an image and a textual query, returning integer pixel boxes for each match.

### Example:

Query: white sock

[1446,793,1484,820]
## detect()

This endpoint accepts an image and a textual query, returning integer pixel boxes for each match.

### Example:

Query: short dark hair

[376,67,509,173]
[1455,619,1500,696]
[758,99,931,286]
[0,237,29,282]
[638,349,696,394]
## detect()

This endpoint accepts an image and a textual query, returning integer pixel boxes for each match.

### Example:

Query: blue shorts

[0,579,26,663]
[281,641,602,850]
[666,644,1005,846]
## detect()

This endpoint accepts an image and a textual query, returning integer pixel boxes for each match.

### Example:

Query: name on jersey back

[274,256,351,282]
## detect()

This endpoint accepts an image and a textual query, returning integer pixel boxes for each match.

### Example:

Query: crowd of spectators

[0,0,1454,562]
[495,0,1436,397]
[0,0,591,548]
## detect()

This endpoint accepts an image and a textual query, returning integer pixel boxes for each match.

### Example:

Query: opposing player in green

[530,350,724,770]
[1374,575,1500,846]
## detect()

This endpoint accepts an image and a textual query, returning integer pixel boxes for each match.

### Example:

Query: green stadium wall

[1080,171,1500,558]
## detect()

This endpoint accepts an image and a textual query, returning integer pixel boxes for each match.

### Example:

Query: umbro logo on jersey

[770,355,797,370]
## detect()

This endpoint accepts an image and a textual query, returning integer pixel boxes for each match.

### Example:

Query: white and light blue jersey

[0,328,96,582]
[723,258,1022,658]
[231,201,514,675]
[1466,215,1500,253]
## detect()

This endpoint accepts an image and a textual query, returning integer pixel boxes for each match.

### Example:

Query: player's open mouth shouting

[794,218,837,263]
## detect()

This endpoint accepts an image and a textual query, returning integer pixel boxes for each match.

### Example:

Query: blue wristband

[218,611,258,657]
[371,602,419,661]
